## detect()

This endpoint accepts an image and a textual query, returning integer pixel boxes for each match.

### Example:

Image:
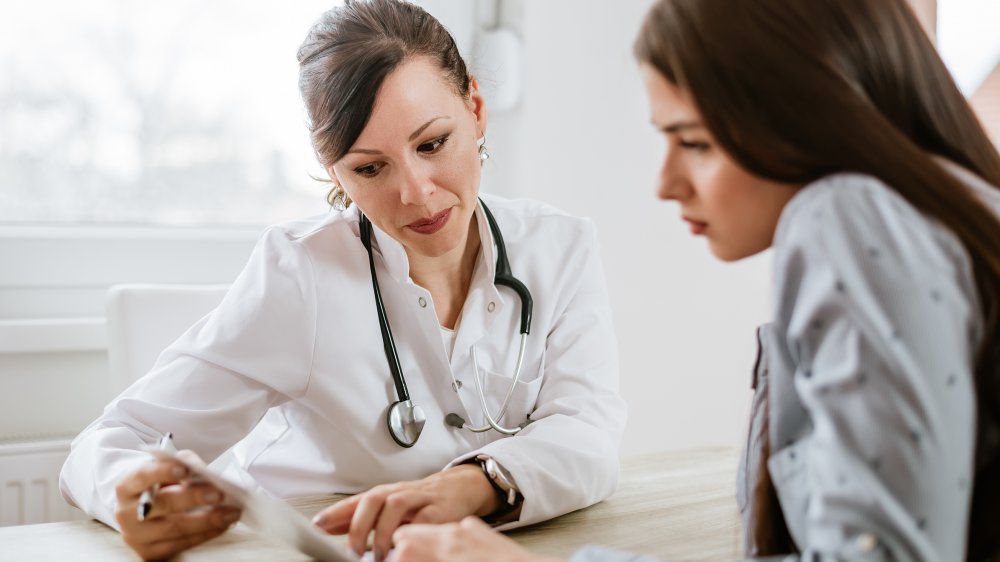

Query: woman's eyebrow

[347,116,452,155]
[657,120,703,134]
[408,116,450,141]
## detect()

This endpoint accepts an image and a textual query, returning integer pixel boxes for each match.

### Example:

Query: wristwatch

[475,454,523,523]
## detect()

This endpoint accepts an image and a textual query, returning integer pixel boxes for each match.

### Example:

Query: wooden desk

[0,447,741,562]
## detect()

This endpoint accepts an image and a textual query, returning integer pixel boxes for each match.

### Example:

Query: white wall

[476,0,773,455]
[1,1,773,459]
[0,227,256,442]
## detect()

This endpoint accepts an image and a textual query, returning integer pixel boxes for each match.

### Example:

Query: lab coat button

[451,380,463,392]
[487,301,496,312]
[856,532,878,552]
[418,297,427,308]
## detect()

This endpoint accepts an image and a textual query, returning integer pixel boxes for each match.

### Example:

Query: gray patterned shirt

[570,163,1000,562]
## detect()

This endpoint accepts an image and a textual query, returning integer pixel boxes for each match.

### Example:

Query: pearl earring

[330,185,349,211]
[477,136,490,161]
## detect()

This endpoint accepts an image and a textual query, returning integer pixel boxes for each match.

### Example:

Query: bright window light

[0,1,339,226]
[937,0,1000,96]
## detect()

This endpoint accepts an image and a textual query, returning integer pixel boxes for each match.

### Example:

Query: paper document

[147,448,361,562]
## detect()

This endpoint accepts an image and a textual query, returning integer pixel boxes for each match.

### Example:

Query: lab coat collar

[358,200,499,289]
[454,200,506,358]
[472,199,499,284]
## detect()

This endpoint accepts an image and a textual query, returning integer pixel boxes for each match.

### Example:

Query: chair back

[106,284,228,395]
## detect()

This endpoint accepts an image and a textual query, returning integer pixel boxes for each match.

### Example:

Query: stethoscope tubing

[480,201,532,336]
[361,198,534,444]
[462,334,528,434]
[359,217,411,402]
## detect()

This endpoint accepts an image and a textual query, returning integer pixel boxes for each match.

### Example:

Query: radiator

[0,438,86,526]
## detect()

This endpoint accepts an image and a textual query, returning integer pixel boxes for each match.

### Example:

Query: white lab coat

[60,194,627,531]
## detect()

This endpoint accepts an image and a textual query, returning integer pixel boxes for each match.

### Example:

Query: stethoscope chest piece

[362,199,532,447]
[387,399,426,448]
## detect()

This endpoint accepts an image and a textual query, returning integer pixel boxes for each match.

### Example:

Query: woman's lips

[407,208,452,234]
[683,217,708,235]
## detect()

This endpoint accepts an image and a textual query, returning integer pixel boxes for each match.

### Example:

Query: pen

[137,432,176,522]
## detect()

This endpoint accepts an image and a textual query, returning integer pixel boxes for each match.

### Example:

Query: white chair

[105,283,237,470]
[106,283,229,395]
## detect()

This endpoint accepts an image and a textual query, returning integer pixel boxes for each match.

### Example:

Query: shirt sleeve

[59,226,318,529]
[766,177,979,561]
[447,219,627,529]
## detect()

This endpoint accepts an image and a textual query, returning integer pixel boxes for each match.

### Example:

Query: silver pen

[137,432,176,522]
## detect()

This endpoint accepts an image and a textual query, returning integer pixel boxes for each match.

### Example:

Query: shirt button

[856,532,878,552]
[418,297,427,308]
[451,380,463,392]
[487,301,496,312]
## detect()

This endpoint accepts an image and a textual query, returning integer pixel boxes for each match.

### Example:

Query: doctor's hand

[114,454,242,561]
[312,464,501,561]
[392,516,562,562]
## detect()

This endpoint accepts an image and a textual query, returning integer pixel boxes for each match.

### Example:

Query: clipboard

[146,448,361,562]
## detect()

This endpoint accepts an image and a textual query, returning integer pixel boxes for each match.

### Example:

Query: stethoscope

[359,199,533,448]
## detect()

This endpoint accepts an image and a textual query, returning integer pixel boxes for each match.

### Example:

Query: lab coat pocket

[476,367,544,429]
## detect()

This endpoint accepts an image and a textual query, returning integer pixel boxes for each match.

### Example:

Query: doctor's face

[640,64,800,262]
[330,56,487,259]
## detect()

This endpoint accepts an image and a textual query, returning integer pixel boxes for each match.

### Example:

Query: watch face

[475,455,520,505]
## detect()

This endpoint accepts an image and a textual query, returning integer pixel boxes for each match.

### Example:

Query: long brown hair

[296,0,472,205]
[635,0,1000,559]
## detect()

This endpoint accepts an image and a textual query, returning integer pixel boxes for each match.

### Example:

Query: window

[937,0,1000,96]
[0,1,339,227]
[937,0,1000,145]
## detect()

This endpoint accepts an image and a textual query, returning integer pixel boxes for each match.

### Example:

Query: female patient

[392,0,1000,560]
[59,1,625,560]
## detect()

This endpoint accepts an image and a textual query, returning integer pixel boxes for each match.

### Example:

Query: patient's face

[640,63,800,262]
[330,56,487,260]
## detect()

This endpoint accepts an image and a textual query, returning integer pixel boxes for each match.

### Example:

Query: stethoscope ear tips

[387,400,426,448]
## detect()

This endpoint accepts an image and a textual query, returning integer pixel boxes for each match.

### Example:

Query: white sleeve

[59,227,318,528]
[448,220,627,529]
[768,180,978,561]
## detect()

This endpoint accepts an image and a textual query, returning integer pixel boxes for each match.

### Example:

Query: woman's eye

[354,162,384,177]
[418,136,448,153]
[680,140,710,152]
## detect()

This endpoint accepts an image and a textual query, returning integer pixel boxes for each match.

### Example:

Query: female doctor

[58,1,626,560]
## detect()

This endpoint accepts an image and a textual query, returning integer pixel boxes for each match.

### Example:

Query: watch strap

[472,454,523,524]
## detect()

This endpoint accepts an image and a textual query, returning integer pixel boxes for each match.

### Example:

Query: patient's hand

[114,452,241,561]
[392,516,562,562]
[311,464,500,562]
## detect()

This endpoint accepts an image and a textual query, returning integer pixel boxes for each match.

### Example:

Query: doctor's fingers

[312,493,363,534]
[125,505,241,545]
[347,490,434,557]
[369,493,443,561]
[312,482,401,533]
[146,481,226,518]
[134,528,229,562]
[126,510,240,561]
[115,459,190,501]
